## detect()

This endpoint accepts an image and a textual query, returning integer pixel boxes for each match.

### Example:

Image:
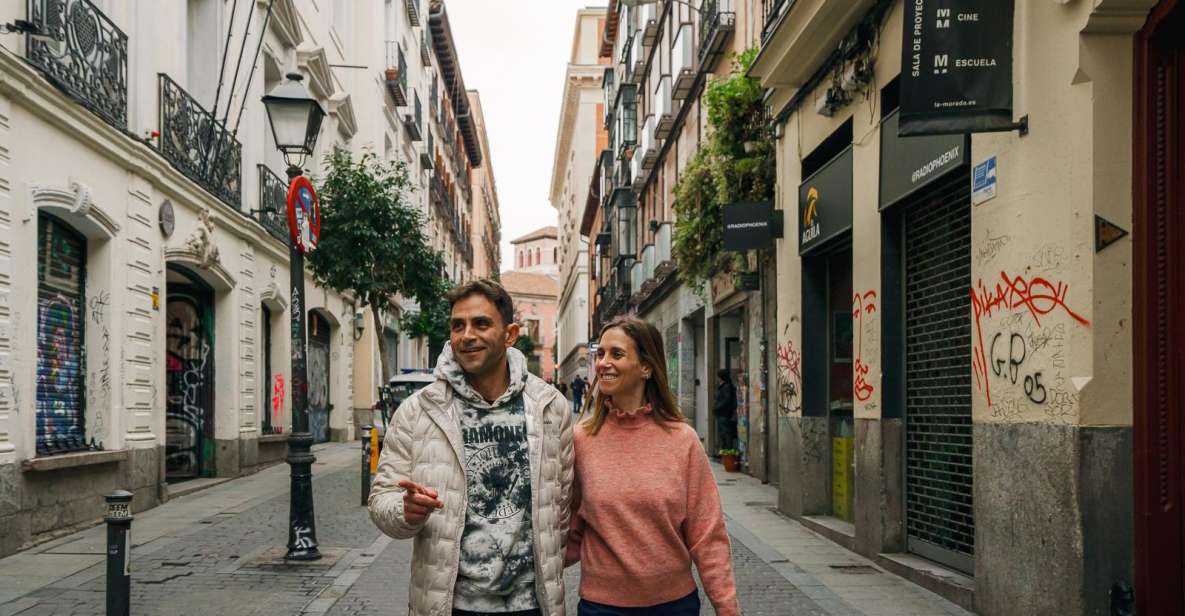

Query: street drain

[744,501,774,507]
[828,564,879,574]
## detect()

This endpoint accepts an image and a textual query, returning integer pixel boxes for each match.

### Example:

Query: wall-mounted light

[352,311,366,341]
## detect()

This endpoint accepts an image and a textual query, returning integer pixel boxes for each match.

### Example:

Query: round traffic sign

[286,176,321,253]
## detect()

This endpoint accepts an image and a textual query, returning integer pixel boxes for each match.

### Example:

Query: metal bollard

[104,490,133,616]
[361,425,373,506]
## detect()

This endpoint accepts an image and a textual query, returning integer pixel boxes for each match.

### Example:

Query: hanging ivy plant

[672,47,774,295]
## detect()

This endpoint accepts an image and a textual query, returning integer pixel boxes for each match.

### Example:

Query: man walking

[570,373,586,414]
[369,279,574,616]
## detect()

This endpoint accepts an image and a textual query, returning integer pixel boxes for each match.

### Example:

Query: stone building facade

[751,0,1167,613]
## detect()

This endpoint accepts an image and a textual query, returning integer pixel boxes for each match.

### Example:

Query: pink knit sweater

[565,413,740,615]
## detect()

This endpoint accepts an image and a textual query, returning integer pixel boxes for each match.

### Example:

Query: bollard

[104,490,133,616]
[361,425,373,506]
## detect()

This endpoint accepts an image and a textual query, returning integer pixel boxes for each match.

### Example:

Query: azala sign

[799,147,853,255]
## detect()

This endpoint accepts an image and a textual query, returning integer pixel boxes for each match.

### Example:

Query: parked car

[373,372,436,435]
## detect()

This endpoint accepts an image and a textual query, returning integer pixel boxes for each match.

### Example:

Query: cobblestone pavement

[0,443,966,615]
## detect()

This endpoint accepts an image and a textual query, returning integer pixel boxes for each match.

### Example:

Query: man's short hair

[445,278,516,327]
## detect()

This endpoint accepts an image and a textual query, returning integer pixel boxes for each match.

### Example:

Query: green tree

[672,48,774,295]
[308,147,448,378]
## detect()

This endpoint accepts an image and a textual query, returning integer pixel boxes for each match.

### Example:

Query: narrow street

[0,443,966,616]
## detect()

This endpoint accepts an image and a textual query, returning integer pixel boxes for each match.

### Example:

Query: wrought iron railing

[762,0,791,42]
[157,74,242,209]
[26,0,128,130]
[420,28,432,65]
[385,41,408,107]
[256,165,289,242]
[699,0,736,71]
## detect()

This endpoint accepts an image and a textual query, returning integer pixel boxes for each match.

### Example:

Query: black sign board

[879,110,970,210]
[723,201,775,251]
[798,147,853,256]
[899,0,1014,136]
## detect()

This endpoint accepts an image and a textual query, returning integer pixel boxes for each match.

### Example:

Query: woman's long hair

[580,315,687,435]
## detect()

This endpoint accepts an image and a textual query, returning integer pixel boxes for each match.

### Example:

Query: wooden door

[1134,2,1185,613]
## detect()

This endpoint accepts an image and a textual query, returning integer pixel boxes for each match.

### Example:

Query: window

[536,247,541,265]
[36,214,88,454]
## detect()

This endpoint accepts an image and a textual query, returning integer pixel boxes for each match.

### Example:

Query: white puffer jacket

[368,349,575,616]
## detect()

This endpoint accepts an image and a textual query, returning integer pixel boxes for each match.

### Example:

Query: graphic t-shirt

[453,394,538,612]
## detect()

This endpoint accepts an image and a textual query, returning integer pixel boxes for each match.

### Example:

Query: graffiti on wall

[271,374,285,433]
[970,270,1089,414]
[166,297,213,477]
[36,293,85,453]
[852,290,878,404]
[775,326,801,417]
[87,290,110,445]
[308,340,329,442]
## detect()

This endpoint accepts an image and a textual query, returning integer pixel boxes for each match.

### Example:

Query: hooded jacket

[369,344,575,615]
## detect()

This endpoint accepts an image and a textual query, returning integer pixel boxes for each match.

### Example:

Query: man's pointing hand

[398,479,443,525]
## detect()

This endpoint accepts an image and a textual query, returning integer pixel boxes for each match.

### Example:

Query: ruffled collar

[605,399,653,419]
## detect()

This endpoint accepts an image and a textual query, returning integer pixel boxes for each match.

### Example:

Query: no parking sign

[286,176,321,253]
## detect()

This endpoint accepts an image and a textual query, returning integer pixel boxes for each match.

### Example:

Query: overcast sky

[444,0,604,272]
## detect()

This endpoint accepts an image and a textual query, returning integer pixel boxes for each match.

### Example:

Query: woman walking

[566,316,739,615]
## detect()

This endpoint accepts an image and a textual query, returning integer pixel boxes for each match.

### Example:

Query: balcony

[26,0,128,130]
[631,260,643,296]
[640,3,659,48]
[616,84,637,154]
[157,74,242,209]
[384,41,408,107]
[656,222,674,270]
[421,130,434,169]
[762,0,792,42]
[405,0,420,26]
[420,28,432,65]
[431,169,450,219]
[256,165,289,242]
[655,76,674,140]
[699,0,736,70]
[619,32,637,85]
[404,92,423,141]
[631,30,646,78]
[672,23,696,100]
[639,114,657,172]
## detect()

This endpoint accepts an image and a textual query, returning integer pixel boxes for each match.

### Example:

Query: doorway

[1134,3,1184,613]
[165,266,215,480]
[308,311,332,443]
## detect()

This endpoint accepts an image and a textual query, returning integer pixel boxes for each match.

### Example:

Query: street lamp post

[262,73,326,561]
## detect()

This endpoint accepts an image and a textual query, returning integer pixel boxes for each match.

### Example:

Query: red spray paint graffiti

[971,272,1089,406]
[852,291,877,402]
[775,336,802,416]
[272,374,285,432]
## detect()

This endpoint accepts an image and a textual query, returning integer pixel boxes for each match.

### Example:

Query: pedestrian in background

[713,369,738,454]
[571,373,587,414]
[368,279,575,616]
[566,315,739,616]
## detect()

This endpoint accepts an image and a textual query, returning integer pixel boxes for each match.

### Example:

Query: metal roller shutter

[308,312,331,443]
[36,214,88,455]
[904,170,974,574]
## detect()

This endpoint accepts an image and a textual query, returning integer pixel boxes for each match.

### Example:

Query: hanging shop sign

[879,109,970,210]
[899,0,1015,136]
[799,147,853,256]
[723,201,776,251]
[286,176,321,253]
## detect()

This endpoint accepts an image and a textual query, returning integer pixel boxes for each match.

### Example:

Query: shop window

[36,214,89,455]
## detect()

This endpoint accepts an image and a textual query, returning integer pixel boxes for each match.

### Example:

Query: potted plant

[718,449,740,472]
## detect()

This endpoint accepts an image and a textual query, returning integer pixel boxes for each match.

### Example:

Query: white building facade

[0,0,494,557]
[551,7,604,385]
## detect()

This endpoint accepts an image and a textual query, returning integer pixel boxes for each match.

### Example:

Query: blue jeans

[577,590,700,615]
